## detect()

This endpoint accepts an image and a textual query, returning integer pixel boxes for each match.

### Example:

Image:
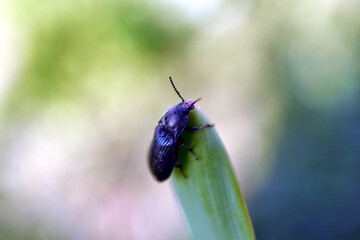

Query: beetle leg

[174,164,187,178]
[179,138,199,160]
[186,123,214,131]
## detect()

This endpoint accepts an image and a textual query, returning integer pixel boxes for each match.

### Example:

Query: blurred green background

[1,0,360,239]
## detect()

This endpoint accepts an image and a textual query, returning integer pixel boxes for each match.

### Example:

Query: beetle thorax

[159,102,192,139]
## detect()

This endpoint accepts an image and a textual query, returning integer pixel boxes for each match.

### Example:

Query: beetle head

[169,76,201,114]
[175,97,201,115]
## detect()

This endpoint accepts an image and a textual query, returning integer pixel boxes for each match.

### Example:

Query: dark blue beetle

[148,77,213,182]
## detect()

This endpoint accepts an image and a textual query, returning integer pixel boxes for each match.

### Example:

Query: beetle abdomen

[149,125,177,181]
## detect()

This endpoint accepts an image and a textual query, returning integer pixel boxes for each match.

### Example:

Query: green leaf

[172,107,255,240]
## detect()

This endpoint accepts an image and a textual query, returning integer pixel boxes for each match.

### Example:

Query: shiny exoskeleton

[148,77,213,182]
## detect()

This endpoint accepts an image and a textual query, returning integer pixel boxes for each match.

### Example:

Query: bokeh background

[1,0,360,239]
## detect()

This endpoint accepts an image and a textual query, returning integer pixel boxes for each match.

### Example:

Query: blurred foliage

[2,0,193,120]
[247,1,360,239]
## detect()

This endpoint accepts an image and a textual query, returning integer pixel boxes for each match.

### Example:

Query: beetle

[148,76,214,182]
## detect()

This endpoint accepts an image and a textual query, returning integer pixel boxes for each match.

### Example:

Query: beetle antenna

[169,76,184,102]
[190,97,201,108]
